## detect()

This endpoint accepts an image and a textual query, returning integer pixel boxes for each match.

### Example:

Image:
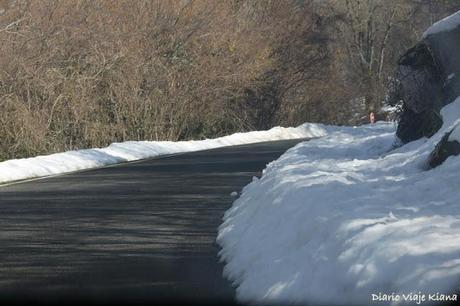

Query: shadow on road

[0,139,305,305]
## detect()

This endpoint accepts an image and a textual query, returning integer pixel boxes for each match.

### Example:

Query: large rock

[428,124,460,168]
[393,11,460,143]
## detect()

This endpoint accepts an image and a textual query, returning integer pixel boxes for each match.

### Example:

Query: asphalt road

[0,138,305,305]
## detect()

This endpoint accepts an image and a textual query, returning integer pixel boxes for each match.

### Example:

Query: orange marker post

[369,112,375,124]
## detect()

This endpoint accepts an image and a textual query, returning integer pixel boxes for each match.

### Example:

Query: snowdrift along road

[0,123,328,185]
[217,100,460,305]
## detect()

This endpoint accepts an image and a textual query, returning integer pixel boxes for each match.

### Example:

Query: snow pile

[423,10,460,38]
[448,123,460,142]
[218,99,460,305]
[0,123,328,184]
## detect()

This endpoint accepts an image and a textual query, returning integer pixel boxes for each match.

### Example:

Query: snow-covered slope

[423,10,460,38]
[0,123,328,185]
[217,99,460,305]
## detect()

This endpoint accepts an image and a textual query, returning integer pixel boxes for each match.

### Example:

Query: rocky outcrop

[391,13,460,143]
[428,125,460,168]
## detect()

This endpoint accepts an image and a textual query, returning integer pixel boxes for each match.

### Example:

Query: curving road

[0,139,304,305]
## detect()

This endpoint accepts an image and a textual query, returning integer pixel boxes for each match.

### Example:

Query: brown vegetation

[0,0,459,160]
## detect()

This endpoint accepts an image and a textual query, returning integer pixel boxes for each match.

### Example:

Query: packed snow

[0,123,328,185]
[448,123,460,143]
[217,98,460,305]
[423,10,460,38]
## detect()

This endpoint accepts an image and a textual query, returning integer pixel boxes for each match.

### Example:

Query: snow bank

[423,10,460,38]
[448,123,460,142]
[0,123,328,184]
[218,99,460,305]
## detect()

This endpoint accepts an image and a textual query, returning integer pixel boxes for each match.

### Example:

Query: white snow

[217,99,460,305]
[448,124,460,143]
[230,191,238,197]
[0,123,328,185]
[423,10,460,38]
[381,105,400,113]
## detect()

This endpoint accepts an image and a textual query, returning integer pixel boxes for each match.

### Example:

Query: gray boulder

[428,126,460,168]
[391,11,460,143]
